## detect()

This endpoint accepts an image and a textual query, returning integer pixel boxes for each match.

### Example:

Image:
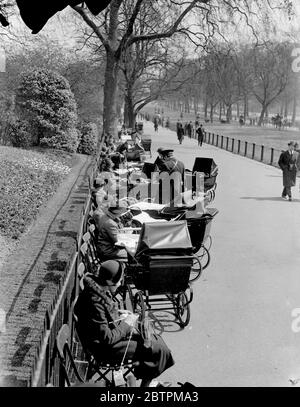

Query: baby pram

[125,221,198,328]
[128,199,218,282]
[185,157,218,202]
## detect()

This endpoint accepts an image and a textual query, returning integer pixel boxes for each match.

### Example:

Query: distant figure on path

[278,141,298,201]
[154,117,159,132]
[187,121,193,138]
[196,124,204,147]
[177,123,184,144]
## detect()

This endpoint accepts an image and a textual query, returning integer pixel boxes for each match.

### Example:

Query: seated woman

[93,206,128,261]
[74,260,175,387]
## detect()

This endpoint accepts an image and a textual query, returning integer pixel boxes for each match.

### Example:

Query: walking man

[278,141,298,201]
[196,124,204,147]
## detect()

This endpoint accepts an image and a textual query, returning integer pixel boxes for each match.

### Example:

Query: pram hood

[136,220,193,254]
[192,157,218,176]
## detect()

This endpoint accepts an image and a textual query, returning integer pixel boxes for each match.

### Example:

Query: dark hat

[159,148,174,155]
[157,147,163,153]
[99,260,123,284]
[288,141,295,146]
[107,205,128,216]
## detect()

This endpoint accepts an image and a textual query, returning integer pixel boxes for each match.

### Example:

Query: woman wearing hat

[278,141,299,201]
[74,260,175,387]
[94,206,129,260]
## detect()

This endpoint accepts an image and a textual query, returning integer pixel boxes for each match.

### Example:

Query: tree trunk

[236,103,239,118]
[258,104,268,126]
[226,104,232,123]
[194,97,198,116]
[210,103,214,122]
[292,96,297,125]
[243,95,248,119]
[103,49,120,136]
[219,103,222,121]
[204,99,208,120]
[284,98,288,118]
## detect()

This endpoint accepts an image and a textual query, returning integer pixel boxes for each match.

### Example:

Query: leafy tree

[15,68,79,152]
[77,121,98,155]
[249,42,292,126]
[72,0,293,136]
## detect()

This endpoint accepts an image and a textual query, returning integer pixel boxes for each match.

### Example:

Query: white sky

[1,1,300,58]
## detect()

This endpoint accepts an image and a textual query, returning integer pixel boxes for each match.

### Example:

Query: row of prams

[86,156,219,329]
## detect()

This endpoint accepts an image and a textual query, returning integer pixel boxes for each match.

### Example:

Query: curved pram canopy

[135,220,193,256]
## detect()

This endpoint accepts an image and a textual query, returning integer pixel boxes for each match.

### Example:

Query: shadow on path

[148,310,183,334]
[241,196,300,202]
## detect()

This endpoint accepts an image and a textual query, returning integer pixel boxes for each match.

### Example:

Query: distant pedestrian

[176,119,182,131]
[187,121,193,138]
[278,141,299,201]
[165,117,170,129]
[154,117,159,132]
[184,122,188,136]
[196,124,204,147]
[177,123,184,144]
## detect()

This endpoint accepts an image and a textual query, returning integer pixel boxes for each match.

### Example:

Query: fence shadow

[241,196,300,202]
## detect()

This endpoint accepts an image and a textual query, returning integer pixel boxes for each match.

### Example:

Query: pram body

[125,221,195,328]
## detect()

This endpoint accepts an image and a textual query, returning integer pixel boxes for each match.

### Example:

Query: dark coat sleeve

[90,300,132,346]
[278,152,287,170]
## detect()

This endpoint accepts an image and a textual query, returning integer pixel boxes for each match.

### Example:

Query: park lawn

[0,146,74,240]
[142,103,300,152]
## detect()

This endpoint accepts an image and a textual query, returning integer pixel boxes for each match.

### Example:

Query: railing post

[238,140,241,154]
[226,137,229,150]
[221,135,224,149]
[270,148,274,165]
[217,134,219,146]
[261,145,264,162]
[232,138,234,152]
[252,143,255,159]
[244,141,248,156]
[212,133,215,145]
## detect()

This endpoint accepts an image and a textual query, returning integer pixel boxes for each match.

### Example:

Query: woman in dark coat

[278,141,298,201]
[177,123,184,144]
[75,260,175,387]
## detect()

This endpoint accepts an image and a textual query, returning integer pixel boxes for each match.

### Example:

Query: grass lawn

[142,103,300,152]
[0,146,75,240]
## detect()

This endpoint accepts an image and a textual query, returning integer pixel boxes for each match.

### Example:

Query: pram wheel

[133,291,146,320]
[176,292,190,328]
[189,255,202,283]
[195,245,210,271]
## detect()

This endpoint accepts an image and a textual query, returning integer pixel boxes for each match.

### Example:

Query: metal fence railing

[30,168,97,387]
[202,131,284,168]
[143,114,285,169]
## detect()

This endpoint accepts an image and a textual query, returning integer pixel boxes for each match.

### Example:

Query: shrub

[15,68,79,152]
[77,122,98,155]
[7,119,35,148]
[40,128,80,153]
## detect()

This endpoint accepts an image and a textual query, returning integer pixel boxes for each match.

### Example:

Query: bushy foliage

[0,146,72,239]
[40,127,80,153]
[77,122,98,155]
[7,119,35,148]
[15,68,79,152]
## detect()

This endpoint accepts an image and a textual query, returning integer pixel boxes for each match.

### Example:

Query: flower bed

[0,146,73,239]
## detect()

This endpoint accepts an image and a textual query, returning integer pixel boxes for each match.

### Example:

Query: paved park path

[142,122,300,387]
